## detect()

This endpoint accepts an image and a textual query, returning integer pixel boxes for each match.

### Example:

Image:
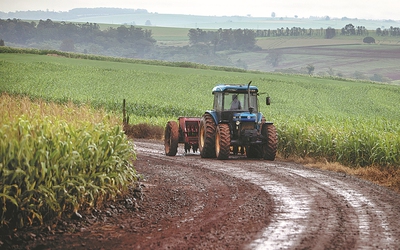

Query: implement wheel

[199,113,216,158]
[215,123,230,160]
[262,123,278,160]
[164,121,179,156]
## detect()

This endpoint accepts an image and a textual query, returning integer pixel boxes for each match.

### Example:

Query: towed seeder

[164,117,200,156]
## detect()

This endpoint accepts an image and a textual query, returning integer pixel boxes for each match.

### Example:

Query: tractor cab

[211,84,261,125]
[213,91,258,112]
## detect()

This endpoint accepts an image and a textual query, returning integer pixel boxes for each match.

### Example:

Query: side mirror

[266,96,271,105]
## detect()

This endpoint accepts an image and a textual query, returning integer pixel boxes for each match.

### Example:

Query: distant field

[229,38,400,83]
[1,52,399,167]
[120,25,400,82]
[26,18,400,82]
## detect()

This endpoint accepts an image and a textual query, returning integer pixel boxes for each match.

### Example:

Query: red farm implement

[164,117,200,156]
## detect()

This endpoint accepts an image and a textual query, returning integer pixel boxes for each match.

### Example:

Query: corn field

[0,94,137,230]
[1,52,400,170]
[276,115,400,167]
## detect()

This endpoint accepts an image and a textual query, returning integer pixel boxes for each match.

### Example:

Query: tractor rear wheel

[199,113,216,158]
[262,123,278,160]
[164,121,179,156]
[215,123,230,160]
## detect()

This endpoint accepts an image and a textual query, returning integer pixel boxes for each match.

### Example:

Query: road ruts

[134,139,400,249]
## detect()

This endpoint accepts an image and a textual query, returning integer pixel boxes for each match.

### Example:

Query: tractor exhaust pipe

[247,81,253,113]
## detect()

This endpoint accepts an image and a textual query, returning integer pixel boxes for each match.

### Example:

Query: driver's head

[232,94,237,100]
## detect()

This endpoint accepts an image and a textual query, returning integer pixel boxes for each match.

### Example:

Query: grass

[295,157,400,193]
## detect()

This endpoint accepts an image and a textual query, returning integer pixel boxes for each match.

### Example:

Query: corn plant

[276,115,400,167]
[0,95,137,230]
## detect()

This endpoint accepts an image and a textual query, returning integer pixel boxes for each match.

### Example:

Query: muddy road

[6,139,400,249]
[133,139,400,249]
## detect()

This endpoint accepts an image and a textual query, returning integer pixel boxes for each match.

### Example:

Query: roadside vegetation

[1,44,400,230]
[0,93,138,231]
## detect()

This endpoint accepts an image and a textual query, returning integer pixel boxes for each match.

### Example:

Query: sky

[0,0,399,20]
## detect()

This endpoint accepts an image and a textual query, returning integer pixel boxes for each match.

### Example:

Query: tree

[0,39,4,46]
[145,20,152,26]
[60,39,75,52]
[376,28,382,36]
[188,28,208,45]
[327,67,335,76]
[266,49,283,67]
[370,74,385,82]
[325,27,336,39]
[342,24,355,35]
[306,64,315,75]
[353,71,367,80]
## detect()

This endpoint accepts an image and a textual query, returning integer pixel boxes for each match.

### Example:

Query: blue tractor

[198,82,277,160]
[164,81,277,160]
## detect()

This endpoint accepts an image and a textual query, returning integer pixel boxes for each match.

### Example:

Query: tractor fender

[258,112,274,125]
[204,111,219,126]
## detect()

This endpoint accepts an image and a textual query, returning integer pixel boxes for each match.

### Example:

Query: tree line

[188,28,259,51]
[376,26,400,36]
[0,18,246,68]
[249,24,400,39]
[3,18,400,53]
[0,18,156,56]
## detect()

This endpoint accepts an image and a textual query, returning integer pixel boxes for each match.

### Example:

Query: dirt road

[133,139,400,249]
[5,139,400,249]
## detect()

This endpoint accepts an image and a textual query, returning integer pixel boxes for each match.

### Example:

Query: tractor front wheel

[215,123,230,160]
[164,121,179,156]
[262,123,278,160]
[199,114,216,158]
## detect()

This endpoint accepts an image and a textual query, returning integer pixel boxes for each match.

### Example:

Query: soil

[2,139,400,249]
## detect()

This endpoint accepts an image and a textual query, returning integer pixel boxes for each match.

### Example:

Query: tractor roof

[212,84,259,93]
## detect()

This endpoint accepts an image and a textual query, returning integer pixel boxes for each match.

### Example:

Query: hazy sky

[1,0,399,20]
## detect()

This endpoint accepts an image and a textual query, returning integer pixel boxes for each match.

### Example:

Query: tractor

[164,81,277,160]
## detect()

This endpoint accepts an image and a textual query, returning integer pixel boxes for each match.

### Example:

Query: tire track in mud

[134,140,400,249]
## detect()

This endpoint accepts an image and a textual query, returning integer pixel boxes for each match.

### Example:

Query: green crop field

[1,49,400,229]
[1,51,400,168]
[0,91,137,229]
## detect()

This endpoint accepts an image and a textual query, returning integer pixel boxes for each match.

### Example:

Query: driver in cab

[230,94,241,110]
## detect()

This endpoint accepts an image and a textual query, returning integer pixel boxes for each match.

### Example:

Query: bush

[363,36,375,44]
[124,123,164,139]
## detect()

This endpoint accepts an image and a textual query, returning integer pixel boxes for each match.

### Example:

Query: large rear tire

[164,121,179,156]
[215,123,230,160]
[262,123,278,160]
[199,114,216,158]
